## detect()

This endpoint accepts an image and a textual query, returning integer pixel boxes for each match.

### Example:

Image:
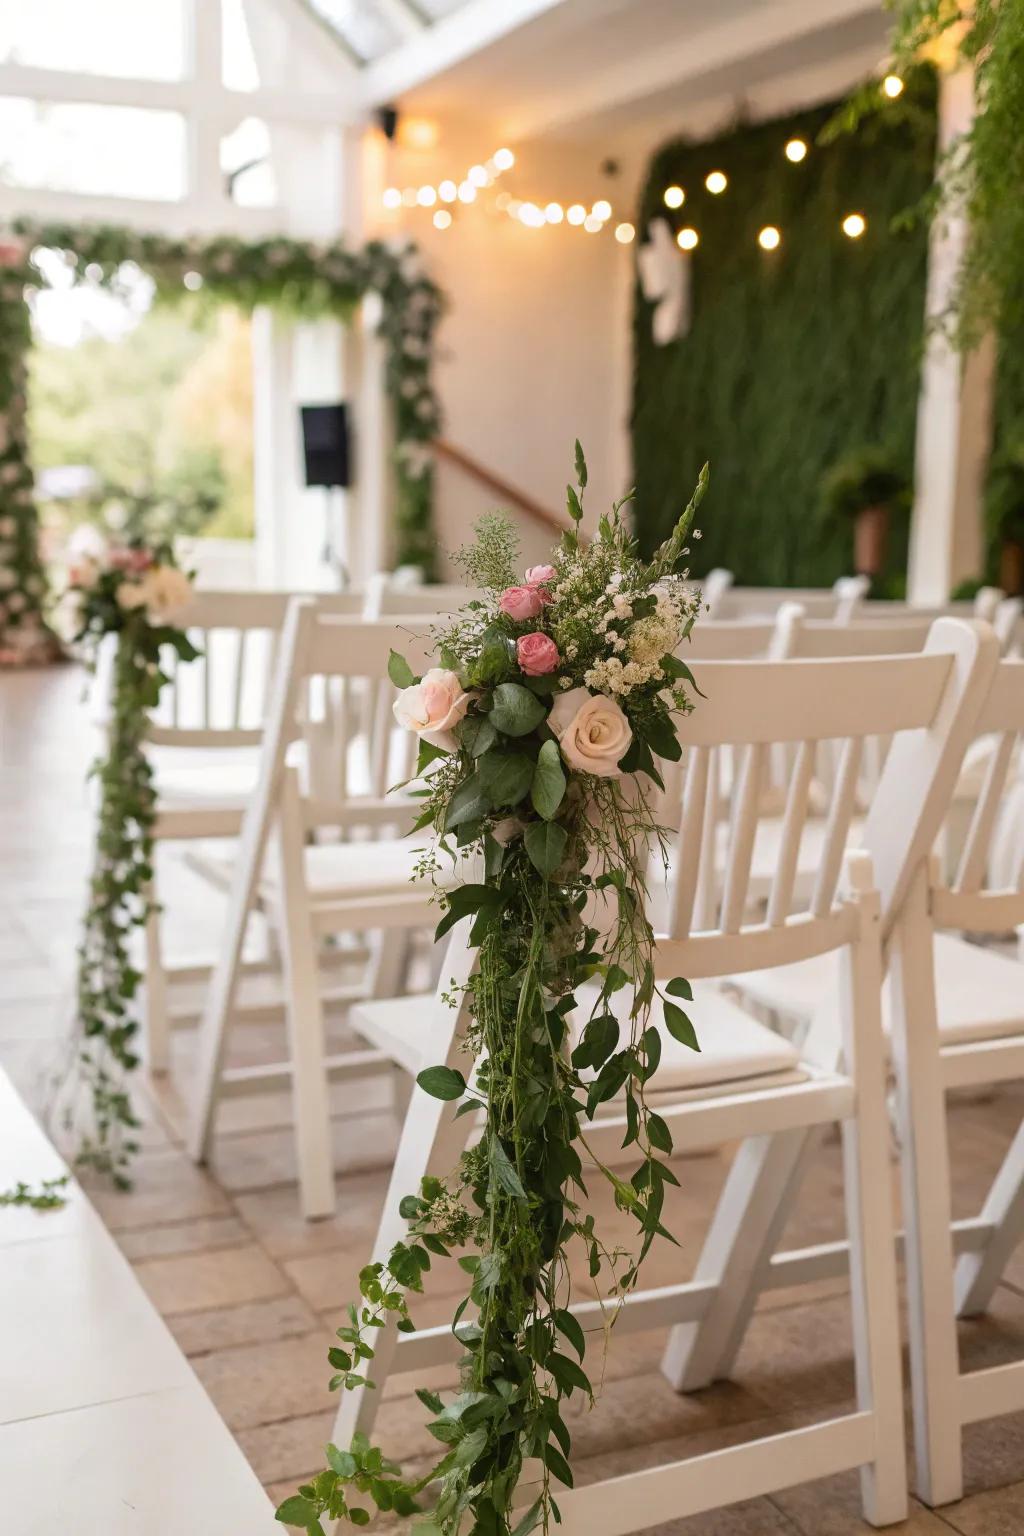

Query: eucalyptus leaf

[387,649,415,688]
[489,682,547,737]
[664,1001,700,1051]
[524,820,568,877]
[416,1065,467,1101]
[530,739,566,820]
[479,751,534,809]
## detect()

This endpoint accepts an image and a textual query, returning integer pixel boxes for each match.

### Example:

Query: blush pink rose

[392,667,472,751]
[499,585,544,621]
[525,564,557,587]
[517,631,559,676]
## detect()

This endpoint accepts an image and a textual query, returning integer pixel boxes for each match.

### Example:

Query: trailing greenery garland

[59,542,198,1187]
[0,244,62,665]
[0,223,444,663]
[276,447,707,1535]
[632,83,937,584]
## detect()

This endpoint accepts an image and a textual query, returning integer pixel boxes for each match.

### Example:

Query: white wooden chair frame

[186,599,445,1218]
[325,632,999,1530]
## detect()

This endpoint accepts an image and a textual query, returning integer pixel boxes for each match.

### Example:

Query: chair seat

[352,981,804,1095]
[736,933,1024,1047]
[286,839,441,903]
[152,750,260,819]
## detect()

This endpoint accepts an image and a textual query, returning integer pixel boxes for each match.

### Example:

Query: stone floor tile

[115,1214,249,1262]
[192,1330,342,1430]
[237,1409,336,1485]
[731,1291,858,1413]
[942,1483,1024,1535]
[133,1241,290,1314]
[234,1171,388,1260]
[208,1112,399,1194]
[960,1411,1024,1499]
[167,1294,320,1357]
[770,1471,955,1534]
[85,1146,232,1230]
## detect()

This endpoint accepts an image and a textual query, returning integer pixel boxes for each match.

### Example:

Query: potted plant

[986,452,1024,596]
[821,446,911,579]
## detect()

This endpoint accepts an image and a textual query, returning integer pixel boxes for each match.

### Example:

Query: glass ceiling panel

[304,1,404,64]
[0,0,187,81]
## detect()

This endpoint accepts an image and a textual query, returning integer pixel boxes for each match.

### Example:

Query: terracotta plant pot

[999,539,1024,597]
[853,503,889,578]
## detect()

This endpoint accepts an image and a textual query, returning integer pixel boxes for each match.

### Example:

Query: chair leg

[273,773,336,1221]
[143,878,171,1075]
[888,866,962,1507]
[954,1116,1024,1317]
[838,900,908,1526]
[660,1125,815,1391]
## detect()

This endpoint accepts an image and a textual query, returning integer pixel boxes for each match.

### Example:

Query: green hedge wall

[632,84,938,587]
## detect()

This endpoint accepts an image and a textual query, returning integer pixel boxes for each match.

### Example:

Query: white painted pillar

[907,66,996,604]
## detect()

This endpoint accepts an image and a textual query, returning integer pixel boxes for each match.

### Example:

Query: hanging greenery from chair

[275,446,707,1535]
[0,223,444,665]
[59,541,198,1188]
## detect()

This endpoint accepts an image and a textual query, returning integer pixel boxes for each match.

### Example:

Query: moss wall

[631,85,938,587]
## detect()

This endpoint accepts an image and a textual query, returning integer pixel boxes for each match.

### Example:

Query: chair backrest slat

[766,738,816,926]
[720,742,765,933]
[811,735,863,918]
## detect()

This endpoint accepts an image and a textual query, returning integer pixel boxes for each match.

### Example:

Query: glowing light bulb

[417,185,437,207]
[583,214,602,233]
[758,225,781,250]
[676,227,699,251]
[517,202,544,227]
[438,179,457,202]
[493,147,515,171]
[591,198,612,221]
[567,204,586,226]
[468,164,488,188]
[457,181,477,203]
[615,222,635,245]
[841,212,867,239]
[882,73,904,98]
[784,138,807,163]
[545,202,564,224]
[705,170,728,194]
[663,185,684,209]
[382,187,402,209]
[433,209,452,230]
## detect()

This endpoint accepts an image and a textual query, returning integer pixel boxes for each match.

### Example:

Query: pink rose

[499,585,544,621]
[109,546,153,572]
[517,631,559,676]
[393,667,473,751]
[525,564,556,587]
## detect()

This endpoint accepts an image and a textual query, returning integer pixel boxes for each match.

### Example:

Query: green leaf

[553,1308,586,1361]
[489,1136,527,1200]
[326,1445,357,1478]
[510,1499,543,1536]
[349,1508,371,1526]
[479,751,534,809]
[566,485,582,524]
[460,715,497,758]
[648,1111,674,1154]
[571,1013,619,1070]
[531,738,566,820]
[574,438,588,491]
[666,976,693,1001]
[416,1065,467,1100]
[542,1440,575,1488]
[387,649,415,688]
[443,772,487,831]
[489,682,547,738]
[434,882,500,940]
[549,1350,591,1397]
[524,820,568,877]
[275,1495,320,1527]
[664,1001,700,1052]
[416,738,447,773]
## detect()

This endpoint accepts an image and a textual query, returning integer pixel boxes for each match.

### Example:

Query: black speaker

[376,105,399,141]
[300,404,350,489]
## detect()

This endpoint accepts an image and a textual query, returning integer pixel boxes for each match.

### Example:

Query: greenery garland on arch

[0,221,444,663]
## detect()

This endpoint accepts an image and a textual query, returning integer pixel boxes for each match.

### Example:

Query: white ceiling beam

[357,0,572,107]
[374,0,429,43]
[270,0,363,77]
[0,184,284,238]
[501,0,882,139]
[0,63,358,127]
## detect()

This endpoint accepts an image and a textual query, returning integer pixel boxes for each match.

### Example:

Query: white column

[907,66,996,604]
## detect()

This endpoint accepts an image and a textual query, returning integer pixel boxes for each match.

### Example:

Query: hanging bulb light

[705,171,728,194]
[758,225,781,250]
[882,73,904,98]
[433,209,452,230]
[583,213,602,233]
[457,181,477,203]
[438,179,457,202]
[567,204,586,226]
[545,202,564,224]
[784,138,808,163]
[591,199,612,221]
[841,212,867,239]
[468,164,489,188]
[417,185,437,207]
[493,147,515,171]
[382,187,402,209]
[676,227,699,250]
[663,185,685,209]
[615,222,635,244]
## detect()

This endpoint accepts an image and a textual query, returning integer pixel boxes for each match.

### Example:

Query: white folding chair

[186,600,452,1219]
[707,574,869,623]
[130,589,363,1071]
[327,629,994,1530]
[362,576,482,619]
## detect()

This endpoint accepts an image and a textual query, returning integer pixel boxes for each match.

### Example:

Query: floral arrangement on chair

[277,446,708,1534]
[59,538,197,1187]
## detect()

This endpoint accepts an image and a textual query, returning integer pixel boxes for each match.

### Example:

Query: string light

[592,199,612,221]
[545,202,564,224]
[468,164,489,188]
[583,214,602,233]
[493,147,515,171]
[705,171,728,194]
[457,181,476,203]
[615,222,635,244]
[676,227,699,251]
[664,185,685,209]
[438,179,457,202]
[417,185,437,207]
[433,209,452,230]
[518,202,545,228]
[841,212,867,239]
[567,204,586,226]
[758,225,781,250]
[382,187,402,209]
[784,138,807,163]
[882,74,904,98]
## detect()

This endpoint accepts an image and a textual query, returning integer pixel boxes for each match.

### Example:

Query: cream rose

[116,565,193,624]
[547,686,632,779]
[393,667,472,752]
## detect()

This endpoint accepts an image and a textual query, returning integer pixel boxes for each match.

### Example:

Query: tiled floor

[4,663,1024,1533]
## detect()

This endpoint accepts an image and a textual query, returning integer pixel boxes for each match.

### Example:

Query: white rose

[143,564,193,623]
[116,579,149,613]
[547,686,632,779]
[393,667,472,752]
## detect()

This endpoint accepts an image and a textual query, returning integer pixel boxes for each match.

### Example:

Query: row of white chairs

[122,586,1024,1533]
